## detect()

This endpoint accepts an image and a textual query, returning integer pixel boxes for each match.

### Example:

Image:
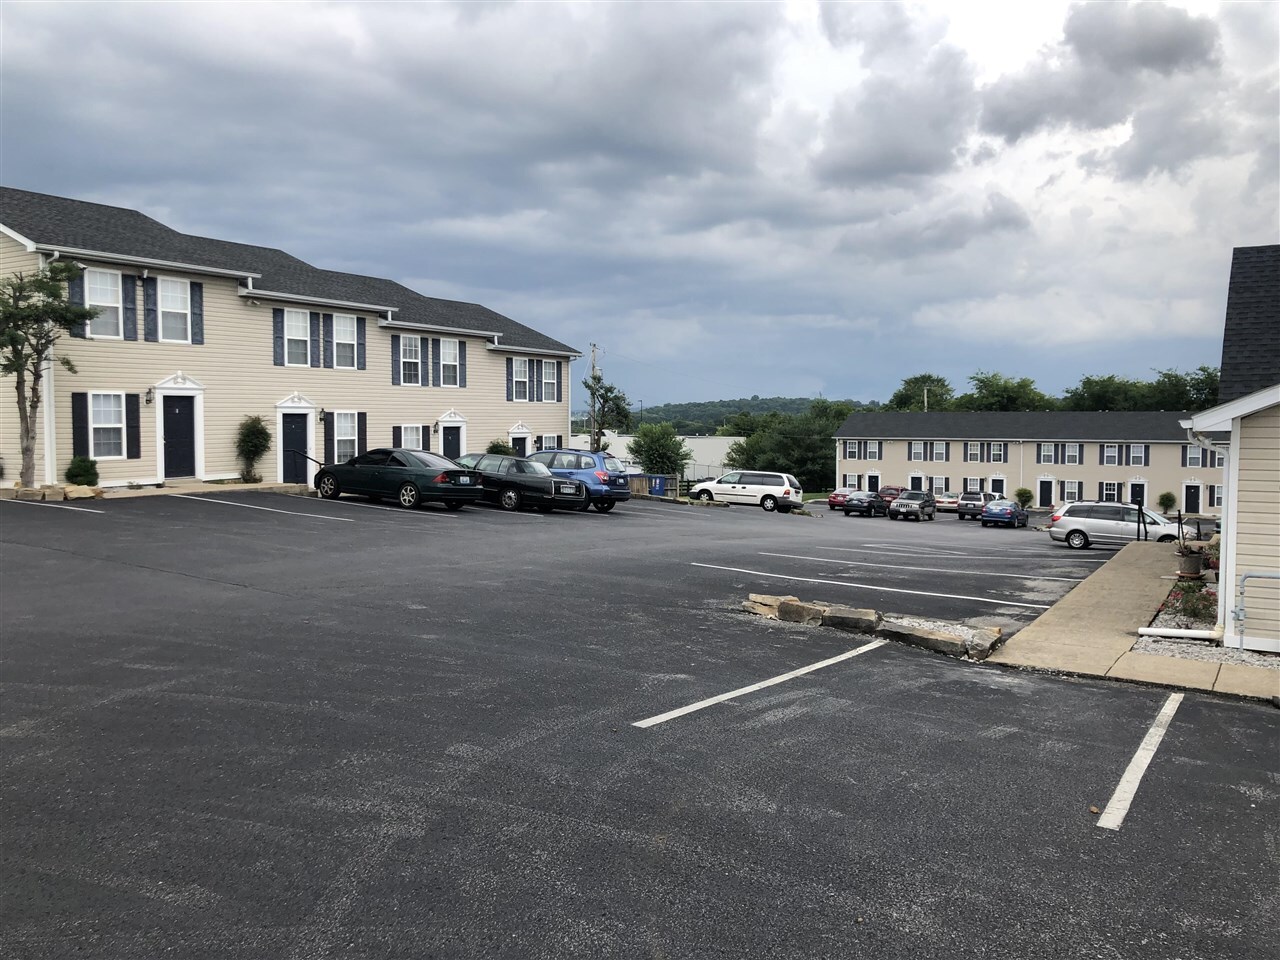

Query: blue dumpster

[649,475,667,496]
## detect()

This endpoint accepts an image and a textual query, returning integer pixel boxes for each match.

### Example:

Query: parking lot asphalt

[2,493,1277,959]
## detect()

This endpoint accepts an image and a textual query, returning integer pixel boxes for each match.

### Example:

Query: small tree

[0,263,96,487]
[1157,491,1177,515]
[628,423,692,476]
[582,371,632,452]
[486,438,516,455]
[1013,487,1034,509]
[65,455,99,486]
[235,415,272,482]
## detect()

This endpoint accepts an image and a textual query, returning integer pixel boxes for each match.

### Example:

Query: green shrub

[65,455,99,485]
[236,416,271,482]
[1013,487,1034,509]
[1162,581,1217,622]
[486,439,516,455]
[1157,491,1177,514]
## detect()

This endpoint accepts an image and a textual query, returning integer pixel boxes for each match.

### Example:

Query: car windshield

[989,500,1015,508]
[900,491,925,501]
[513,459,552,476]
[406,450,462,471]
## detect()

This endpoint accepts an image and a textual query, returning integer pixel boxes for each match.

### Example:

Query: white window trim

[867,441,881,461]
[1102,481,1120,502]
[842,473,861,489]
[401,335,422,385]
[966,442,980,462]
[990,443,1005,463]
[274,391,315,484]
[931,442,946,462]
[1129,444,1146,466]
[153,372,208,480]
[1063,480,1082,502]
[844,440,857,459]
[1185,444,1203,468]
[540,433,558,450]
[334,411,358,463]
[1038,443,1054,464]
[158,277,191,344]
[86,267,123,339]
[910,441,924,462]
[401,424,424,450]
[90,391,126,460]
[541,362,556,402]
[1064,443,1080,465]
[964,476,981,492]
[441,338,460,388]
[333,314,357,370]
[284,308,310,367]
[1103,443,1119,466]
[513,358,531,402]
[437,407,468,455]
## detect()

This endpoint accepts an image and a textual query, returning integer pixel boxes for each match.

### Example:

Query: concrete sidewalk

[989,542,1278,701]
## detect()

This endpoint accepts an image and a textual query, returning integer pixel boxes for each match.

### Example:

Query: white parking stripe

[1097,693,1184,831]
[825,546,1110,563]
[1,499,106,514]
[284,494,462,517]
[690,562,1051,609]
[169,494,355,521]
[759,552,1087,583]
[633,640,886,728]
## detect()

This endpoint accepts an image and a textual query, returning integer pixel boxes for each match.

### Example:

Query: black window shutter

[190,282,204,345]
[1059,480,1065,500]
[143,278,158,342]
[1180,445,1188,467]
[459,342,467,388]
[357,412,367,455]
[67,273,87,337]
[555,361,562,402]
[556,434,563,448]
[1098,482,1105,499]
[272,309,285,365]
[322,314,333,368]
[391,335,401,386]
[125,394,141,460]
[1124,446,1131,466]
[309,312,321,368]
[356,318,366,369]
[1145,445,1151,467]
[422,425,431,452]
[431,338,442,387]
[944,441,950,462]
[71,393,89,457]
[122,275,138,341]
[979,478,985,492]
[534,436,542,452]
[392,426,402,448]
[535,360,544,402]
[1099,445,1105,465]
[506,358,514,401]
[324,418,334,464]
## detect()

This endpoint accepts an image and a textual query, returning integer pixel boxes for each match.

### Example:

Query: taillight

[783,488,792,496]
[433,473,450,483]
[594,470,609,482]
[1050,513,1063,523]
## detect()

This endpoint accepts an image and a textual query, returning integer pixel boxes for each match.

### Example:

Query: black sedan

[467,454,589,512]
[314,448,484,509]
[842,491,889,517]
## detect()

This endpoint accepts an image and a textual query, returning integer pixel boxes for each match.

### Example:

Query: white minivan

[688,471,804,512]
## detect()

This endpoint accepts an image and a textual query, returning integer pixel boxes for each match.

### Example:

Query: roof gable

[1218,244,1280,403]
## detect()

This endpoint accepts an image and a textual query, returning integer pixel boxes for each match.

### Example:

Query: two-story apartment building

[833,410,1224,514]
[0,187,578,487]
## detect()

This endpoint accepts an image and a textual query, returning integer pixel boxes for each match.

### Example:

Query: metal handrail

[1235,571,1280,649]
[286,448,325,469]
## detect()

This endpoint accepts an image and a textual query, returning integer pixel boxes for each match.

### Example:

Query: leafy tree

[486,438,516,455]
[887,374,954,411]
[1059,374,1145,411]
[0,263,96,487]
[582,371,632,452]
[1158,491,1177,515]
[953,371,1054,412]
[1146,367,1219,411]
[1013,487,1034,509]
[236,415,272,482]
[723,399,852,493]
[627,423,692,475]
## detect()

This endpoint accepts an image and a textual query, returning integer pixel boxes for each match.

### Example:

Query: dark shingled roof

[0,186,577,355]
[834,410,1195,441]
[1217,244,1280,404]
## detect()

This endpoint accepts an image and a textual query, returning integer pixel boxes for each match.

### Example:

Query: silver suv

[1046,501,1184,549]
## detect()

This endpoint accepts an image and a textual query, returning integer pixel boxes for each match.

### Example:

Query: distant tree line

[884,368,1219,413]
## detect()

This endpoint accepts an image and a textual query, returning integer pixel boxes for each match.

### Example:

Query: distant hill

[572,396,881,435]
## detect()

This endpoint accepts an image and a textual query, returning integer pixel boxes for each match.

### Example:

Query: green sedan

[314,448,484,509]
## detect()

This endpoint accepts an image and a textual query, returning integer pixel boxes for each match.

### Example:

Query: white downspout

[1182,425,1230,636]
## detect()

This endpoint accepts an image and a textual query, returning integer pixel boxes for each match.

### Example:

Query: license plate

[558,483,577,494]
[457,476,471,485]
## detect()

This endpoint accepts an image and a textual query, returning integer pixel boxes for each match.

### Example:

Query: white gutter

[379,318,503,338]
[240,288,397,313]
[484,341,582,359]
[34,244,259,280]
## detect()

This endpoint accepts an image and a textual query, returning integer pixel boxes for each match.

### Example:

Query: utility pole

[924,386,929,412]
[588,342,600,452]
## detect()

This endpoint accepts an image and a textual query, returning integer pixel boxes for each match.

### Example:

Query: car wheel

[316,473,340,499]
[398,483,420,509]
[1066,530,1090,549]
[697,490,713,502]
[445,501,464,511]
[957,513,964,520]
[829,504,836,511]
[1157,534,1176,543]
[760,495,778,512]
[981,520,990,527]
[499,487,522,511]
[578,491,593,511]
[594,500,616,512]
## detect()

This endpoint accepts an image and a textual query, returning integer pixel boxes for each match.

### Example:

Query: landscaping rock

[0,488,15,500]
[778,599,829,625]
[742,594,798,619]
[822,606,882,635]
[40,485,65,500]
[964,627,1004,661]
[877,618,970,658]
[64,485,103,500]
[14,487,43,501]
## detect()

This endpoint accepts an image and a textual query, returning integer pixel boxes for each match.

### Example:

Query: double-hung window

[844,440,858,459]
[966,442,981,462]
[931,442,946,462]
[401,336,421,385]
[932,476,948,494]
[540,434,558,451]
[1185,444,1202,468]
[284,309,310,366]
[965,477,981,492]
[159,278,190,342]
[513,358,530,401]
[1102,481,1120,501]
[866,441,881,460]
[90,392,125,458]
[334,314,357,369]
[542,361,556,401]
[1038,443,1055,464]
[86,269,122,338]
[441,339,460,387]
[1103,444,1119,466]
[910,441,925,461]
[1065,443,1080,465]
[1064,480,1081,502]
[402,424,423,450]
[1208,484,1223,508]
[989,442,1005,463]
[1129,444,1145,466]
[334,412,357,462]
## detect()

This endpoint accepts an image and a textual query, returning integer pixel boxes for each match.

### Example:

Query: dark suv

[528,448,632,512]
[888,489,937,521]
[957,491,997,520]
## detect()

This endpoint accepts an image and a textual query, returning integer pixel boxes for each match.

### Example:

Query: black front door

[1128,482,1145,509]
[163,395,195,478]
[512,436,527,457]
[443,426,461,461]
[910,476,924,491]
[1184,484,1201,514]
[1038,479,1054,507]
[866,475,880,492]
[282,414,308,483]
[990,478,1005,496]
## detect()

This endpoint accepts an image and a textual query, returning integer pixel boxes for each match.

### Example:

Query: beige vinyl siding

[1235,408,1280,644]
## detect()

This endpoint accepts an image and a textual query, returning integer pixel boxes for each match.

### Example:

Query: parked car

[957,491,998,520]
[876,485,907,504]
[888,489,937,521]
[527,448,632,513]
[314,448,484,509]
[688,471,804,512]
[827,487,857,510]
[467,454,588,512]
[842,491,889,517]
[1046,501,1186,549]
[934,491,960,512]
[981,499,1029,528]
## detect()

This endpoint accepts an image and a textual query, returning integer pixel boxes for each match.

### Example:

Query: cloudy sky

[2,1,1276,407]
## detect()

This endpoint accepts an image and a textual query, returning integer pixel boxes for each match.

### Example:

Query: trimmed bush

[486,439,516,456]
[65,455,98,486]
[1157,491,1177,514]
[1013,487,1034,509]
[236,415,271,482]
